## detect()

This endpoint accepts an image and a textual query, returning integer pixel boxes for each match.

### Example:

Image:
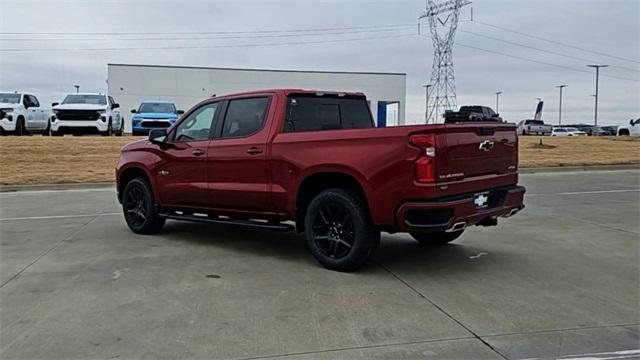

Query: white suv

[51,93,124,136]
[0,92,52,135]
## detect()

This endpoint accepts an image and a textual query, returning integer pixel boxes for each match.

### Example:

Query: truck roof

[140,100,175,104]
[64,93,106,96]
[212,89,366,99]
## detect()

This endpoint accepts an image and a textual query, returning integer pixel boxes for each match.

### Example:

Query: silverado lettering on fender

[116,89,525,271]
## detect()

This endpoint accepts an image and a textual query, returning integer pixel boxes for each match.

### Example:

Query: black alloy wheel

[304,189,379,272]
[312,202,357,260]
[122,178,165,234]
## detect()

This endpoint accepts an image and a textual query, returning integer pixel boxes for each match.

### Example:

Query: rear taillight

[410,134,436,183]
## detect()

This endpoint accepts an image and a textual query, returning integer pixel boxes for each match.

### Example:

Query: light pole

[423,84,432,124]
[587,65,608,126]
[495,91,503,113]
[73,85,80,93]
[556,85,567,125]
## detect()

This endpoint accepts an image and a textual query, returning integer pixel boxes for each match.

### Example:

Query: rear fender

[292,165,372,213]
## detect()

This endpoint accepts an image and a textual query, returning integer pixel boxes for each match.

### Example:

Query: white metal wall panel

[108,64,406,132]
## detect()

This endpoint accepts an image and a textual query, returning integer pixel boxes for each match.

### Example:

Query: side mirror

[130,109,137,114]
[112,103,120,110]
[631,120,635,126]
[177,110,185,115]
[51,102,59,107]
[149,129,168,145]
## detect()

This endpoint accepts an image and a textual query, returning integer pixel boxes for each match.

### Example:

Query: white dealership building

[107,63,407,133]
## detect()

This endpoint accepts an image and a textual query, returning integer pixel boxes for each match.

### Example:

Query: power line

[0,27,416,42]
[2,23,636,84]
[0,23,417,36]
[471,20,640,65]
[458,28,640,74]
[454,40,639,82]
[0,33,418,52]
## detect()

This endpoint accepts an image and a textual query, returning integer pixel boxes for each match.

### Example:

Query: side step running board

[159,212,296,232]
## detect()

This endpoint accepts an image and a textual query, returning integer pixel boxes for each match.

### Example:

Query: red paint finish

[117,89,525,233]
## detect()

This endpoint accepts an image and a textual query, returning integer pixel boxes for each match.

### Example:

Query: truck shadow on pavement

[156,221,502,274]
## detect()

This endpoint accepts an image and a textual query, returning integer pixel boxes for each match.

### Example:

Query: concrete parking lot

[1,170,638,359]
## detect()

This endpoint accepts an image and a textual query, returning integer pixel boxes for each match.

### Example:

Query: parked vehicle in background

[600,126,618,136]
[517,119,553,135]
[552,127,587,136]
[116,89,525,271]
[564,124,606,136]
[551,128,568,137]
[131,101,184,135]
[51,94,124,136]
[444,105,503,123]
[0,92,52,135]
[568,128,587,136]
[617,118,640,136]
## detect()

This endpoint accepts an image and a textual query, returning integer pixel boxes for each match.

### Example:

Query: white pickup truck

[51,93,124,136]
[517,119,553,136]
[0,92,52,135]
[617,118,640,136]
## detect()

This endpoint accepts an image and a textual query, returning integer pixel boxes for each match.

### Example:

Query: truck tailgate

[436,123,518,182]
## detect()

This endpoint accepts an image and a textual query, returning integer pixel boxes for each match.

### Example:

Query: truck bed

[270,122,519,227]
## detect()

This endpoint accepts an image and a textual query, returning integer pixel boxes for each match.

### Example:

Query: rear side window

[26,95,40,107]
[483,107,496,116]
[285,96,374,132]
[221,97,270,138]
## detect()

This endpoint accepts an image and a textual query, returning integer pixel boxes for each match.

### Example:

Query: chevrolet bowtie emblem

[474,194,488,207]
[479,140,495,152]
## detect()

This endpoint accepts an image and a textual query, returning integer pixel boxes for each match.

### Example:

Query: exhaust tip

[502,207,522,218]
[446,222,467,232]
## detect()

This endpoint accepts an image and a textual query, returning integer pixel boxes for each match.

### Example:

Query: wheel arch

[117,165,155,204]
[295,170,370,232]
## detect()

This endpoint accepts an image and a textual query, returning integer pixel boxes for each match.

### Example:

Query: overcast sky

[1,0,638,125]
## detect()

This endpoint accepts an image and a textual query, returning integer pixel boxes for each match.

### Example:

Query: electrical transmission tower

[420,0,471,123]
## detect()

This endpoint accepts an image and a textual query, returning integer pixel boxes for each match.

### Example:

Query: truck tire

[42,120,51,136]
[102,121,113,137]
[304,189,379,272]
[618,129,630,136]
[15,116,27,136]
[410,231,464,245]
[115,121,124,137]
[122,178,165,235]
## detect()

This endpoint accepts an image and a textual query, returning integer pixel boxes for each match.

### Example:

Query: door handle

[192,149,205,156]
[247,147,263,155]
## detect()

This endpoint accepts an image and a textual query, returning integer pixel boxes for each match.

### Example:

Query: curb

[520,164,639,174]
[0,182,115,193]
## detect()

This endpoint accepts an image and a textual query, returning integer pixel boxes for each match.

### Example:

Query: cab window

[173,102,218,142]
[221,97,270,138]
[284,95,373,132]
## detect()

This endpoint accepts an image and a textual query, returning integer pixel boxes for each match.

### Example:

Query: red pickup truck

[116,89,525,271]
